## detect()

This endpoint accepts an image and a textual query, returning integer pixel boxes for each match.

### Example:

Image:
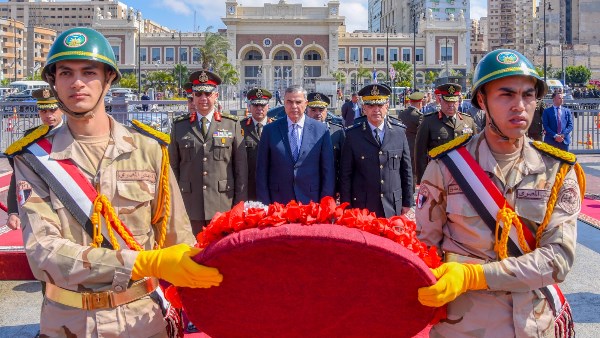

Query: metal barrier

[3,98,600,154]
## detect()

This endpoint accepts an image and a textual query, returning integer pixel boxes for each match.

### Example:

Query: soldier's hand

[131,243,223,288]
[417,262,487,307]
[6,214,21,230]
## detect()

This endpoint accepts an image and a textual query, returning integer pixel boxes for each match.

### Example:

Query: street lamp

[9,19,17,82]
[386,26,395,88]
[543,0,553,82]
[172,31,182,96]
[127,9,142,94]
[411,5,418,90]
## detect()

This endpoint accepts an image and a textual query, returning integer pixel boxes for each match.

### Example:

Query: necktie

[256,123,263,137]
[556,107,562,134]
[201,116,208,137]
[374,129,381,146]
[290,124,299,161]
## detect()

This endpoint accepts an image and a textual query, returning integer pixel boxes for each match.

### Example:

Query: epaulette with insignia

[345,123,362,131]
[173,113,191,123]
[428,134,472,159]
[424,111,437,117]
[328,121,344,129]
[221,113,239,121]
[531,141,576,165]
[4,124,51,157]
[387,116,407,128]
[130,120,170,146]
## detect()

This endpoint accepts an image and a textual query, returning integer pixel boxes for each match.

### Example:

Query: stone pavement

[0,155,599,337]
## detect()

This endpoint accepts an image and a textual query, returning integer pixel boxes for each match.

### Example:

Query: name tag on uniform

[448,183,463,195]
[213,129,233,138]
[516,189,550,200]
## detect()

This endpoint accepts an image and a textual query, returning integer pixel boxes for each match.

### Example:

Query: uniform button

[380,194,384,197]
[361,156,364,160]
[114,285,123,292]
[380,165,384,169]
[353,197,357,201]
[203,144,206,147]
[379,151,383,155]
[380,180,384,184]
[203,185,207,190]
[203,171,208,176]
[203,157,207,162]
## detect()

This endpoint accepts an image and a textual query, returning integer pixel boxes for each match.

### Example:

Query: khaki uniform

[14,117,194,337]
[240,117,269,201]
[414,111,477,184]
[169,111,248,227]
[416,132,580,337]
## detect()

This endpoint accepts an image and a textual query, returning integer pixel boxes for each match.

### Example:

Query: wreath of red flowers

[196,196,442,269]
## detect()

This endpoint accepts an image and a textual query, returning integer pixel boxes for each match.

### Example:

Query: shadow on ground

[0,323,39,337]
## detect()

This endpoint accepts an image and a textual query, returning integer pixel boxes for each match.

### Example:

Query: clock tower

[225,1,238,16]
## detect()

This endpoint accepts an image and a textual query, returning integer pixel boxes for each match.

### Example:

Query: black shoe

[186,322,199,333]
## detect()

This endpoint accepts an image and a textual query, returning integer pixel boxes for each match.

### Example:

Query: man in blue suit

[256,85,335,204]
[542,91,573,151]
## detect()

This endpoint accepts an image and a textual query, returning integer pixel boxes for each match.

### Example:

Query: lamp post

[127,9,142,94]
[10,19,17,82]
[543,0,553,82]
[172,31,182,96]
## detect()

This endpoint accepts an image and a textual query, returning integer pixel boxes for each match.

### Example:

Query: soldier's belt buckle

[82,290,114,310]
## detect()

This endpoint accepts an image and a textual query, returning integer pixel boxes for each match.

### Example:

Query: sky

[120,0,488,33]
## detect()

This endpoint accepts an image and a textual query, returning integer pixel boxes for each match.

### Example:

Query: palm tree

[331,70,346,93]
[217,62,239,101]
[146,70,175,95]
[356,65,372,88]
[425,71,438,89]
[116,72,138,90]
[391,61,413,87]
[172,64,189,96]
[198,26,230,71]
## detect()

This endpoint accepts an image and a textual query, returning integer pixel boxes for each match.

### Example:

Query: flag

[372,68,377,84]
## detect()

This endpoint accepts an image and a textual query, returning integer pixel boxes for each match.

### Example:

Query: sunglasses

[194,91,215,97]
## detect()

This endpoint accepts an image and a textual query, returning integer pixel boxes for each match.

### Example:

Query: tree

[146,70,175,94]
[424,70,438,89]
[116,72,138,90]
[556,65,592,86]
[332,70,346,91]
[198,26,230,71]
[391,61,413,87]
[172,63,189,96]
[356,65,371,87]
[217,62,239,100]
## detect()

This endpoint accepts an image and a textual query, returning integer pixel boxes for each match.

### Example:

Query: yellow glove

[131,243,223,288]
[418,262,487,307]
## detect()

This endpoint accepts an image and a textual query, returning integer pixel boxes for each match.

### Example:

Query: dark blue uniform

[340,118,413,217]
[327,120,345,195]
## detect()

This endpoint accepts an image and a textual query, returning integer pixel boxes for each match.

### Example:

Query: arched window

[304,50,322,61]
[274,50,292,60]
[244,50,263,60]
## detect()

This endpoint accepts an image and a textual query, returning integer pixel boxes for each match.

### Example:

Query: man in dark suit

[341,92,361,127]
[305,92,345,196]
[240,88,272,201]
[169,70,248,235]
[256,85,335,205]
[542,91,573,150]
[340,84,413,218]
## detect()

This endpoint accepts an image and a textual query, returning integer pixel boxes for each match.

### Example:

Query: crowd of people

[4,27,584,338]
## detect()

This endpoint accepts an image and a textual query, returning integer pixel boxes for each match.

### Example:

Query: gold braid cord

[150,145,171,249]
[495,204,533,260]
[4,124,50,156]
[428,133,472,159]
[91,194,143,251]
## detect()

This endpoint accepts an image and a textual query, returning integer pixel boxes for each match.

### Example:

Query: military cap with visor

[246,88,272,105]
[358,84,391,105]
[436,83,462,102]
[307,92,331,108]
[32,87,59,110]
[407,91,425,101]
[41,27,121,85]
[470,49,547,110]
[189,70,222,93]
[183,82,194,99]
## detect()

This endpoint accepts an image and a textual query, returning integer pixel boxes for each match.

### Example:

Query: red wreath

[196,196,442,269]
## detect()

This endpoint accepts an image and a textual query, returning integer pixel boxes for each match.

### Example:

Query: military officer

[8,27,221,337]
[169,70,248,235]
[414,83,477,184]
[397,91,424,183]
[183,81,195,114]
[305,92,345,196]
[240,88,272,201]
[340,84,413,218]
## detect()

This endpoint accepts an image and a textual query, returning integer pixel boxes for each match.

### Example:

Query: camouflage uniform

[416,132,580,337]
[14,117,194,337]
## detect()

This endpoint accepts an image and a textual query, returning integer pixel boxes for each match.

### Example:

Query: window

[402,48,411,62]
[139,47,147,62]
[151,47,161,62]
[165,47,174,62]
[244,50,262,60]
[179,47,188,63]
[192,47,201,63]
[350,47,359,62]
[304,50,322,61]
[416,48,424,62]
[376,48,385,62]
[389,48,398,62]
[441,46,452,62]
[274,50,292,60]
[111,46,120,63]
[244,66,261,77]
[304,66,321,77]
[363,48,372,62]
[338,48,346,62]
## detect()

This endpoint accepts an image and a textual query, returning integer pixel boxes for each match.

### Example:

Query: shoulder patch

[428,133,472,159]
[4,124,51,157]
[345,123,362,131]
[328,121,344,129]
[531,141,576,165]
[130,120,170,146]
[387,116,407,128]
[173,113,191,123]
[221,113,239,122]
